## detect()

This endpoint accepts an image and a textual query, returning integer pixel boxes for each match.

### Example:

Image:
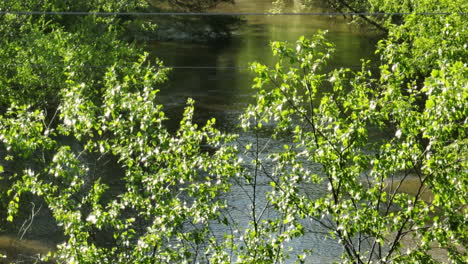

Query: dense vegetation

[241,1,467,261]
[0,1,240,263]
[0,0,466,263]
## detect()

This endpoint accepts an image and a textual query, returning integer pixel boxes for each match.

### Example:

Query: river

[149,1,380,263]
[150,0,380,131]
[1,1,382,263]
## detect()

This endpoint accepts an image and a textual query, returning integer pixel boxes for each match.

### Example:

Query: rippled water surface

[149,1,381,262]
[3,1,384,263]
[151,0,380,129]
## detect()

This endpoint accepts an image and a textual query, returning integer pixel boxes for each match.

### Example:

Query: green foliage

[0,0,466,263]
[0,0,152,109]
[1,74,240,262]
[281,0,468,33]
[0,1,241,263]
[240,9,466,262]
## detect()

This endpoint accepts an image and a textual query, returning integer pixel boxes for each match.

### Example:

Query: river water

[2,1,382,263]
[151,0,380,131]
[149,1,380,263]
